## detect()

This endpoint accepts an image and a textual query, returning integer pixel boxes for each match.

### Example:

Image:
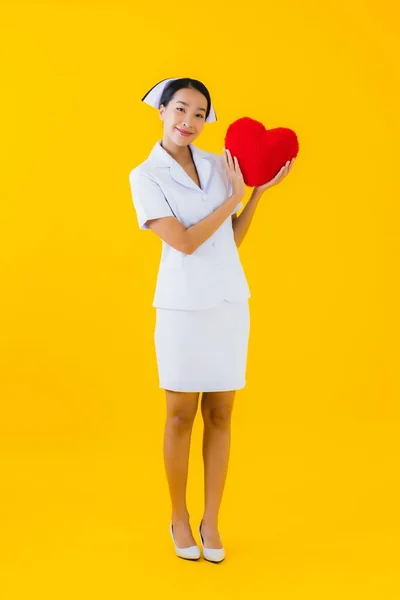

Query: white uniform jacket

[128,140,251,310]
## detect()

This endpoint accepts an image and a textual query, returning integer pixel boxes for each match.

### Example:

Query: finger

[276,165,286,178]
[282,162,291,178]
[223,148,229,167]
[225,148,233,169]
[276,165,287,181]
[233,156,242,173]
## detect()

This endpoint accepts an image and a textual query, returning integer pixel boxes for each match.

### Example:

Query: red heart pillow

[224,117,299,187]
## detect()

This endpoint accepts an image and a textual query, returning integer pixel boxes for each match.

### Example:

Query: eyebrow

[175,100,206,113]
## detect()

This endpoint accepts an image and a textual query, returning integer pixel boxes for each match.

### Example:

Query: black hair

[158,78,215,121]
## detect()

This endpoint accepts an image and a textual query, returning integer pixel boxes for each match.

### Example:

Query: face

[159,87,208,146]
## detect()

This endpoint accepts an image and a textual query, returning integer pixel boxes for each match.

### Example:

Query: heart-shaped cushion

[224,117,299,187]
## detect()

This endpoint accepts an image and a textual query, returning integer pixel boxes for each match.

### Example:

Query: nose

[182,117,194,128]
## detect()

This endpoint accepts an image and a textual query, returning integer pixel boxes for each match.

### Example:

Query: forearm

[185,193,243,254]
[232,189,263,247]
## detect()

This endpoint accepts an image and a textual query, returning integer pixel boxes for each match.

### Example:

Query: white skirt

[154,300,250,392]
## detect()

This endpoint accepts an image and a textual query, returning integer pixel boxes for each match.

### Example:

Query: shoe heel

[170,522,200,561]
[198,520,225,563]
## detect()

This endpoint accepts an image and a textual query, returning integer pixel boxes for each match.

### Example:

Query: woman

[128,77,294,562]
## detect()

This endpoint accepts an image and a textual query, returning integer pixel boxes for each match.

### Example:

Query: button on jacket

[128,140,251,311]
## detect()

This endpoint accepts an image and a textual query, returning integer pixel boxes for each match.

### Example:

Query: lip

[176,128,193,136]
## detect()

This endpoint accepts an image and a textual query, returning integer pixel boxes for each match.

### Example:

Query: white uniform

[129,140,251,392]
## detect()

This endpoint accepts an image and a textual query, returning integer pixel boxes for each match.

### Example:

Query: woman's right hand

[223,148,246,200]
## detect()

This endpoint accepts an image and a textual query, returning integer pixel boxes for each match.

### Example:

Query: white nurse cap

[141,77,217,123]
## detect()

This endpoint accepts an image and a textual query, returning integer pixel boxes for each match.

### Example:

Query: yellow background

[1,0,399,597]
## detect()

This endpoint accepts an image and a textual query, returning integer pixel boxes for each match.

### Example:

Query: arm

[231,188,263,248]
[147,193,243,255]
[231,158,297,247]
[231,156,297,247]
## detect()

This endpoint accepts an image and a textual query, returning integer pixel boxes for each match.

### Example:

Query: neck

[160,138,192,165]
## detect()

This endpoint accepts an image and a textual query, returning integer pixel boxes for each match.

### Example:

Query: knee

[167,412,196,434]
[203,405,232,429]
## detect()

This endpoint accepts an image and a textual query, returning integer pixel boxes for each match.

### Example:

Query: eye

[176,107,204,118]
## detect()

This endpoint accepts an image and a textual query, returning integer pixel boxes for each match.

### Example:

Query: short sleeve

[129,169,175,230]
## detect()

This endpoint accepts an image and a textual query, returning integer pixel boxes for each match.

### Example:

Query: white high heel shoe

[198,520,225,563]
[170,522,200,560]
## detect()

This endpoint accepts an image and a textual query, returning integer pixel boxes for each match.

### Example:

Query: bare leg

[164,389,199,548]
[200,390,235,548]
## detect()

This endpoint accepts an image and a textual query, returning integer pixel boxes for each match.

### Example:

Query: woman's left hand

[253,158,295,196]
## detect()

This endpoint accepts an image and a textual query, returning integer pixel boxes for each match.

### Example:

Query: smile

[176,128,192,137]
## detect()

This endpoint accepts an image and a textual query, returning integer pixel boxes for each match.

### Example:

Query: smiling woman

[129,76,251,563]
[157,79,211,154]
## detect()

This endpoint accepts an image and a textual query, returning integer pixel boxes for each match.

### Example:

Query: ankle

[201,516,219,528]
[172,511,190,524]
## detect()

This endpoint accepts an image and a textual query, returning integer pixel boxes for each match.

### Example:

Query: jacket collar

[147,139,212,193]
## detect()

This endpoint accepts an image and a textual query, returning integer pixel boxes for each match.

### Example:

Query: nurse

[128,77,294,562]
